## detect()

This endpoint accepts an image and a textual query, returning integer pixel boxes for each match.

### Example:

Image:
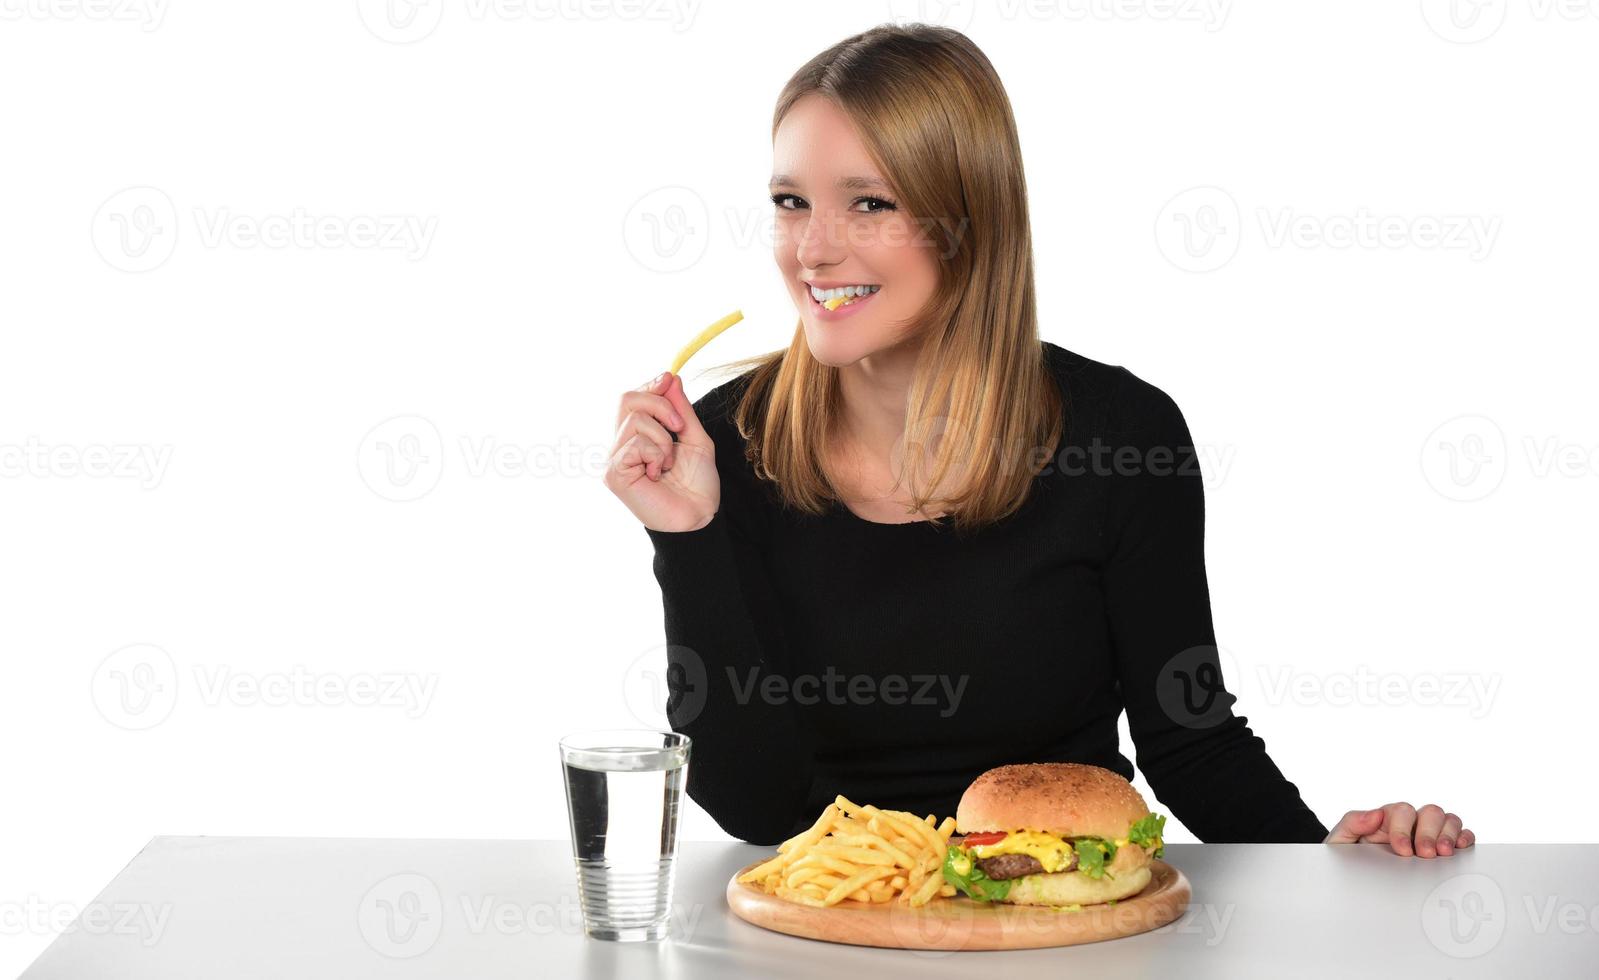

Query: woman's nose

[795,208,847,269]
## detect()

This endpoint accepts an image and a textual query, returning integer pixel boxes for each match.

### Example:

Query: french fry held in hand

[735,796,959,908]
[669,309,743,375]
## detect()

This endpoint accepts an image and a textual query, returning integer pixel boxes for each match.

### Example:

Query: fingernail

[672,413,684,428]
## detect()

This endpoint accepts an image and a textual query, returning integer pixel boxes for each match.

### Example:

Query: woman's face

[771,94,940,368]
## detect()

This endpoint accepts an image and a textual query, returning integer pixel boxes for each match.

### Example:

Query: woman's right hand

[604,372,720,532]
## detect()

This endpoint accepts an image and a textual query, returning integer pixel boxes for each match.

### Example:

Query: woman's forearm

[646,506,818,845]
[1131,709,1328,842]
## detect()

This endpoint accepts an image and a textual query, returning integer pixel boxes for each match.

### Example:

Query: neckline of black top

[828,498,948,529]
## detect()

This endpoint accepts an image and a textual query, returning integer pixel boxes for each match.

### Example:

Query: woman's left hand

[1324,803,1476,857]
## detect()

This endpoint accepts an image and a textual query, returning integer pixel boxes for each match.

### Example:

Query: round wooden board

[726,858,1191,951]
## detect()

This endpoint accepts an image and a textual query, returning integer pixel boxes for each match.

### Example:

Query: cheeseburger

[942,763,1167,907]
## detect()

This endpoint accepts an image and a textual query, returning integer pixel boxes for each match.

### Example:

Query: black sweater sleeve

[642,382,819,846]
[1101,368,1329,843]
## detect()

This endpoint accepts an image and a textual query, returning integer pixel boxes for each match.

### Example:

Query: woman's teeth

[810,284,881,311]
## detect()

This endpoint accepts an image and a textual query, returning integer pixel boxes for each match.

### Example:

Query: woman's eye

[770,193,897,214]
[853,196,898,214]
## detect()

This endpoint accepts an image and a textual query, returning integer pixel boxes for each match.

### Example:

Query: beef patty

[975,850,1077,880]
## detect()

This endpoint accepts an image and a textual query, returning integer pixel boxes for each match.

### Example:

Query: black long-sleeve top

[644,341,1328,846]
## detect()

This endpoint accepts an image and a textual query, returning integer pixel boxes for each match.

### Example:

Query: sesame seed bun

[955,763,1153,840]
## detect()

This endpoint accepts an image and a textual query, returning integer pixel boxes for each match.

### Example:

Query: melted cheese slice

[968,831,1076,873]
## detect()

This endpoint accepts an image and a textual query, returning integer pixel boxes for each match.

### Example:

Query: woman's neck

[836,342,921,462]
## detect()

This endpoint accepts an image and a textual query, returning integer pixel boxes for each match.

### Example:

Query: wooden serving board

[726,857,1191,951]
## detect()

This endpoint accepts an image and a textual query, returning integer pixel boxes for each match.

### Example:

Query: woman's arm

[1100,367,1329,843]
[643,379,819,845]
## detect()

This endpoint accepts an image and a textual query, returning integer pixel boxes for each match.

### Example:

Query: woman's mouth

[807,283,881,320]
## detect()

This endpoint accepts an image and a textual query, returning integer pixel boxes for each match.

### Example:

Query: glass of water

[558,729,691,942]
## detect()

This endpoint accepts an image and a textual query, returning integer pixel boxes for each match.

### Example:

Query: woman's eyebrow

[768,175,890,191]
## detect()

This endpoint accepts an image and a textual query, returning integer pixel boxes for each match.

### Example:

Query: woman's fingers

[660,373,711,449]
[1325,802,1475,857]
[1383,802,1418,856]
[615,382,685,434]
[1324,808,1386,844]
[609,433,669,484]
[616,410,677,471]
[610,376,690,484]
[1413,804,1447,857]
[1437,812,1464,855]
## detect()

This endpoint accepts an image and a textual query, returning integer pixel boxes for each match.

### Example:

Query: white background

[4,0,1597,972]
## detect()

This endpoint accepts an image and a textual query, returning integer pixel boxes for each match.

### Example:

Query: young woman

[606,24,1474,856]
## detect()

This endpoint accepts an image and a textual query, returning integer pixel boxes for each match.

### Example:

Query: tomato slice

[960,831,1008,847]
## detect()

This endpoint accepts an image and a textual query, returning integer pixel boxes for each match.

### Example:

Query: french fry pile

[736,795,959,908]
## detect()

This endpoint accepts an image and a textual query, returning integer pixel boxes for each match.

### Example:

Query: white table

[20,836,1599,978]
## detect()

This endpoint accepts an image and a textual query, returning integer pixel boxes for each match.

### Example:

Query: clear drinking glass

[558,729,691,942]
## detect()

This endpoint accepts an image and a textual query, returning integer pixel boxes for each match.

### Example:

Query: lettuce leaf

[941,845,1012,902]
[1072,837,1117,879]
[1128,813,1167,859]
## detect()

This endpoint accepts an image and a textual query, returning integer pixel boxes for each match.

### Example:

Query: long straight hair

[726,23,1062,532]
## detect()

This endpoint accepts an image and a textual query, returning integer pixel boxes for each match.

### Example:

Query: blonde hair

[722,23,1061,532]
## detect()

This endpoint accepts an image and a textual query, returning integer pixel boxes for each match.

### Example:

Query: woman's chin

[800,327,871,368]
[802,321,917,366]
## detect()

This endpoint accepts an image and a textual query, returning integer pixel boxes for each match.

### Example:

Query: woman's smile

[804,280,883,321]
